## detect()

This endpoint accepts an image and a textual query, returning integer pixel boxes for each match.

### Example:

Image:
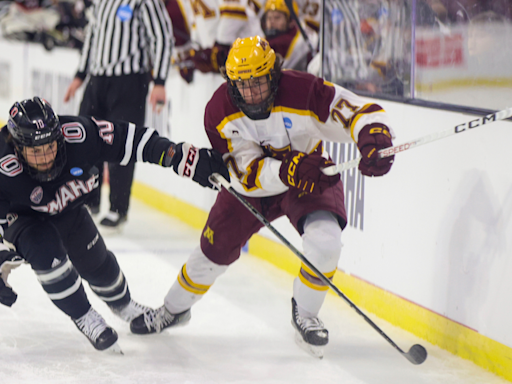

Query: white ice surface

[0,196,508,384]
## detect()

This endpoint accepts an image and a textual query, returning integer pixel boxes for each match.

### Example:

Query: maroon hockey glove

[0,250,24,307]
[357,124,394,177]
[172,48,196,84]
[170,142,230,189]
[190,43,230,73]
[279,151,340,195]
[179,66,194,84]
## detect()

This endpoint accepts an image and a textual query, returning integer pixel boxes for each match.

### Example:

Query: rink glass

[321,0,512,113]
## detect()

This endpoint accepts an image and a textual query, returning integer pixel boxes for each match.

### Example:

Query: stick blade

[404,344,427,365]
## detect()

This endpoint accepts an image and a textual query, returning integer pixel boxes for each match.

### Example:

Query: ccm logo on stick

[454,114,496,133]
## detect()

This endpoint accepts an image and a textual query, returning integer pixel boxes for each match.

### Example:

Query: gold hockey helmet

[263,0,299,21]
[224,36,281,119]
[225,36,276,81]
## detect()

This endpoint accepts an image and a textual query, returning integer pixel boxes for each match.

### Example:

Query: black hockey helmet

[7,97,67,182]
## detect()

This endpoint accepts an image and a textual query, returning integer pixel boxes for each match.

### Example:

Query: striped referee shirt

[76,0,173,85]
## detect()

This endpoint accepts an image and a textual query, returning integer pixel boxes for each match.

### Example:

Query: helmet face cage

[7,97,67,182]
[224,36,280,119]
[227,71,280,120]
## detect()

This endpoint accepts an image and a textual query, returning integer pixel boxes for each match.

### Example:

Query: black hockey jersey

[0,115,174,235]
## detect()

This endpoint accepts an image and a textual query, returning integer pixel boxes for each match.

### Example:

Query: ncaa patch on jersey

[70,167,83,176]
[117,5,133,21]
[30,186,43,204]
[283,117,293,129]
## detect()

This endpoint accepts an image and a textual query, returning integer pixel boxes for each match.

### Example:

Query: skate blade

[294,331,324,359]
[105,342,124,355]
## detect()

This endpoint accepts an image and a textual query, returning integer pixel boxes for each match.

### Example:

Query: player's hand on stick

[171,143,230,189]
[279,150,340,195]
[0,250,24,307]
[357,125,394,176]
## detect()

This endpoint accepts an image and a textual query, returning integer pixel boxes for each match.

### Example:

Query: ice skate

[130,305,191,335]
[73,307,122,353]
[110,299,152,322]
[99,211,127,235]
[291,298,328,359]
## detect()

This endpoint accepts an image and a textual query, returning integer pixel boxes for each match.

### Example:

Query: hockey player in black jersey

[0,97,229,352]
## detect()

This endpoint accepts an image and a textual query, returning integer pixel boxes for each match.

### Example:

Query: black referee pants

[80,73,150,215]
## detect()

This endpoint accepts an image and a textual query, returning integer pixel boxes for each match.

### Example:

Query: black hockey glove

[0,250,24,307]
[170,142,230,189]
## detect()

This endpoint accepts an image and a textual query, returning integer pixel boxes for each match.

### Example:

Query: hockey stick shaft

[210,174,427,365]
[283,0,315,54]
[322,107,512,176]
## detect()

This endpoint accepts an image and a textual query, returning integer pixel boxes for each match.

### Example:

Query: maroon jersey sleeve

[274,71,336,123]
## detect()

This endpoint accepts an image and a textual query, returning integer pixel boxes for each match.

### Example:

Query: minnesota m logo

[203,226,214,245]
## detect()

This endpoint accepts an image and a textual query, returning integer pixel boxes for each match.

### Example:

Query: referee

[64,0,173,229]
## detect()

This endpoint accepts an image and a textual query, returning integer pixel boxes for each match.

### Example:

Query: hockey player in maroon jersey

[0,97,229,353]
[130,36,394,358]
[261,0,314,71]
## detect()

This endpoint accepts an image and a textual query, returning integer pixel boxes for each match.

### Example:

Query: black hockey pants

[4,206,131,319]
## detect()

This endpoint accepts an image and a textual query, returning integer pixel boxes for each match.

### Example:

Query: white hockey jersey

[177,0,264,48]
[177,0,220,48]
[204,70,394,197]
[296,0,321,34]
[216,0,264,45]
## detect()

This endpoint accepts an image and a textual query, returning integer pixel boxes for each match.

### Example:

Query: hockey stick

[322,107,512,176]
[209,173,427,365]
[284,0,315,54]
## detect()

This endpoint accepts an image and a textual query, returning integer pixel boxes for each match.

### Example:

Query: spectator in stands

[64,0,173,231]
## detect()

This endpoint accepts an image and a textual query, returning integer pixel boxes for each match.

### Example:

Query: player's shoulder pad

[275,71,335,121]
[204,83,241,130]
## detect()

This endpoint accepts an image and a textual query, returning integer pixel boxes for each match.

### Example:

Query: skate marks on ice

[0,198,509,384]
